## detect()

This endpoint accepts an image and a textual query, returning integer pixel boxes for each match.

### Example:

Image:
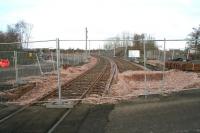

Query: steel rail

[47,57,111,133]
[0,57,100,124]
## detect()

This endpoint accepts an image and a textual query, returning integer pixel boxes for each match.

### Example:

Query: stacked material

[123,71,163,81]
[165,61,200,71]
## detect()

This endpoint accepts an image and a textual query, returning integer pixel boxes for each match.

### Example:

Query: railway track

[0,56,115,133]
[47,57,112,133]
[42,56,110,101]
[87,60,111,96]
[113,57,144,72]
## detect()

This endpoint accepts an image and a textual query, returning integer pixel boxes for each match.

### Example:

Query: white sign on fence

[128,50,140,58]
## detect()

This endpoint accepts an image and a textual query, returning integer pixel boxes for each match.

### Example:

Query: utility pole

[113,42,116,57]
[85,27,88,57]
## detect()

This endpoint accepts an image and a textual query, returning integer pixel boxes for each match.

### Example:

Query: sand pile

[122,70,163,81]
[83,69,200,104]
[111,70,200,97]
[64,57,97,74]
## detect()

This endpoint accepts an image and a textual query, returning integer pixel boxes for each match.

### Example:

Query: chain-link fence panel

[0,51,15,83]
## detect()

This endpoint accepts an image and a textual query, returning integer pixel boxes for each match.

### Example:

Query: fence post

[99,44,101,56]
[61,53,64,65]
[143,39,148,98]
[124,40,127,59]
[66,51,69,64]
[89,40,90,56]
[113,43,116,57]
[78,54,80,65]
[51,52,55,71]
[162,38,166,93]
[73,49,75,65]
[56,38,62,104]
[172,49,175,60]
[14,51,19,84]
[36,53,43,75]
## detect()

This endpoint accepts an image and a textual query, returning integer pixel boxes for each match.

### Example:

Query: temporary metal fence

[100,38,199,97]
[0,50,57,83]
[0,39,88,84]
[0,51,15,83]
[113,39,200,96]
[0,38,199,103]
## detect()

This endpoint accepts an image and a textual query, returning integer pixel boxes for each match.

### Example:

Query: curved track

[113,57,144,72]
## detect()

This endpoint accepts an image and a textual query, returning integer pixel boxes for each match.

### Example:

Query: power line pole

[113,42,116,57]
[85,27,88,57]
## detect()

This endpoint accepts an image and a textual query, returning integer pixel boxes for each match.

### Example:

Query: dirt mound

[84,69,200,104]
[123,71,163,81]
[111,70,200,97]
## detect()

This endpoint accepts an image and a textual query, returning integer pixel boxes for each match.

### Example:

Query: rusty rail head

[75,61,109,104]
[104,57,117,95]
[33,57,101,103]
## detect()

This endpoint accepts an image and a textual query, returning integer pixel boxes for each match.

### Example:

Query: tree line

[187,25,200,59]
[104,25,200,59]
[0,20,32,51]
[104,32,158,54]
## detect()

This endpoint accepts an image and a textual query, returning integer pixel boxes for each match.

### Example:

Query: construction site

[0,34,200,133]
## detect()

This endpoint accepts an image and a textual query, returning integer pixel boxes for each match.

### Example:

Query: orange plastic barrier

[0,59,10,68]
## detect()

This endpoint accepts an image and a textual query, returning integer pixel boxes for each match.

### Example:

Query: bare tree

[132,33,145,52]
[103,32,158,57]
[0,25,21,51]
[15,20,33,49]
[0,21,33,51]
[187,25,200,59]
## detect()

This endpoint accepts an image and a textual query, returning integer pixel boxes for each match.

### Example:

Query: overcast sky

[0,0,200,49]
